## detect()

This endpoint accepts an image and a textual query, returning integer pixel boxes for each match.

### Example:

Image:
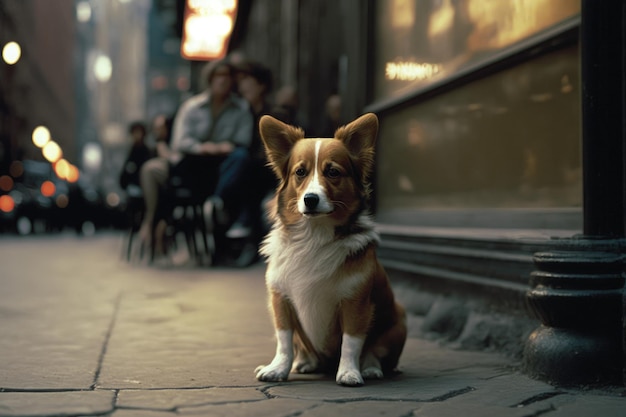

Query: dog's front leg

[336,297,374,386]
[256,290,295,382]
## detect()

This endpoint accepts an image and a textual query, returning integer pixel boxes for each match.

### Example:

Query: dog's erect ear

[259,115,305,181]
[334,113,378,181]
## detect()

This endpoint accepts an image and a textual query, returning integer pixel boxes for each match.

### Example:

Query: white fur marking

[298,140,333,214]
[261,215,379,356]
[336,334,365,386]
[256,329,293,381]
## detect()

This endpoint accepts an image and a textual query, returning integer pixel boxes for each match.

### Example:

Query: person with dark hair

[119,121,152,191]
[138,59,253,258]
[225,60,278,266]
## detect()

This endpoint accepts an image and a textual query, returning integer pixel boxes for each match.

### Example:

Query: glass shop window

[373,0,580,102]
[375,45,582,229]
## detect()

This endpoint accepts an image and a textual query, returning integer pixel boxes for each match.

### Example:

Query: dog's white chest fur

[261,217,378,354]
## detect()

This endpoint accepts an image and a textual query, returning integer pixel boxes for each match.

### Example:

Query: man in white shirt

[138,59,253,254]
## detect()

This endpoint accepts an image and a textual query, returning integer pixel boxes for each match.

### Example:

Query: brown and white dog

[255,113,407,386]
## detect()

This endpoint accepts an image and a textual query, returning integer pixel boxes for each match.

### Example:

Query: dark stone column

[524,0,626,386]
[525,243,624,385]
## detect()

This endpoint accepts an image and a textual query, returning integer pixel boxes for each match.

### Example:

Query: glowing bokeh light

[2,41,21,65]
[76,1,92,22]
[0,175,14,192]
[32,126,51,148]
[94,54,112,82]
[0,195,15,213]
[106,192,120,207]
[42,141,63,163]
[83,143,102,171]
[54,159,70,180]
[66,165,80,183]
[40,180,56,197]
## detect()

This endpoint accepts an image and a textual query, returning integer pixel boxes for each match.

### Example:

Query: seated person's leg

[139,157,169,243]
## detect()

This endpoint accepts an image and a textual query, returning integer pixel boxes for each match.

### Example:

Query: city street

[0,233,623,416]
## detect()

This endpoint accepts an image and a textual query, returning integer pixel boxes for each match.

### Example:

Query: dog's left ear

[334,113,378,181]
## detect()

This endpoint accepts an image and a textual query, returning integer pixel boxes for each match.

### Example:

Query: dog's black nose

[303,193,319,209]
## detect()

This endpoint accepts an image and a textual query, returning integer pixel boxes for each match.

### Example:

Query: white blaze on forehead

[298,140,333,214]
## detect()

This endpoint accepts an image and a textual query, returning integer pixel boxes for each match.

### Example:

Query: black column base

[524,325,622,386]
[523,242,625,387]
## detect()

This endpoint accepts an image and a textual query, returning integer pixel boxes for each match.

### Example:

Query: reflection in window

[376,46,581,217]
[374,0,580,101]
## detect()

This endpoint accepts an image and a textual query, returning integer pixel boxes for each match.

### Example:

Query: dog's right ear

[259,115,304,181]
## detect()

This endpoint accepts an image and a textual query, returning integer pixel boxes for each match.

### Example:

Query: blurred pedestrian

[119,121,152,193]
[226,60,277,266]
[138,59,253,258]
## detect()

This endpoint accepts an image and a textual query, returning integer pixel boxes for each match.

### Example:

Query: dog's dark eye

[295,167,307,177]
[326,167,341,178]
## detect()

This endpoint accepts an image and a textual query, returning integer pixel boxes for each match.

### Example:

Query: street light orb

[32,125,51,148]
[2,41,21,65]
[94,54,112,82]
[42,141,63,163]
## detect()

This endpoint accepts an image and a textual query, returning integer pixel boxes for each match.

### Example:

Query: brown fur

[255,113,407,386]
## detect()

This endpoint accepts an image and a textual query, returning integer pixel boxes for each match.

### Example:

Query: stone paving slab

[116,387,267,411]
[0,390,115,416]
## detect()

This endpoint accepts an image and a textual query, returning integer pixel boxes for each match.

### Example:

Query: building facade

[233,0,624,386]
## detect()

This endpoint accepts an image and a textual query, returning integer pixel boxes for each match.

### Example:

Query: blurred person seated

[152,113,175,159]
[226,60,278,266]
[119,121,153,196]
[138,59,253,260]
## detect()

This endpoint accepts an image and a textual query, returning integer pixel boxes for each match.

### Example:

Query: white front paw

[336,368,364,386]
[255,355,292,382]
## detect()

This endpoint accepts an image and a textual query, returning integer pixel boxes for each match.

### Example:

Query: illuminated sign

[385,61,441,81]
[181,0,238,61]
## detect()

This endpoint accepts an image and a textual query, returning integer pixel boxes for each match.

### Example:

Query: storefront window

[374,0,580,101]
[375,45,581,228]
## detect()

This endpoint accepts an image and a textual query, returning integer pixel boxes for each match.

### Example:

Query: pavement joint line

[523,405,558,417]
[513,391,565,407]
[429,386,476,401]
[91,291,122,390]
[0,388,101,393]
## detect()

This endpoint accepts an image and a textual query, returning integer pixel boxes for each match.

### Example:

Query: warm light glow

[66,165,80,183]
[40,181,56,197]
[385,61,441,81]
[42,141,63,163]
[0,175,13,192]
[0,195,15,213]
[2,41,21,65]
[181,0,238,60]
[54,159,71,180]
[428,0,454,38]
[32,126,51,148]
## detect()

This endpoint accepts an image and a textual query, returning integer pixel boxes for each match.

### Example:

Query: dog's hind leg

[361,350,384,380]
[292,346,319,374]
